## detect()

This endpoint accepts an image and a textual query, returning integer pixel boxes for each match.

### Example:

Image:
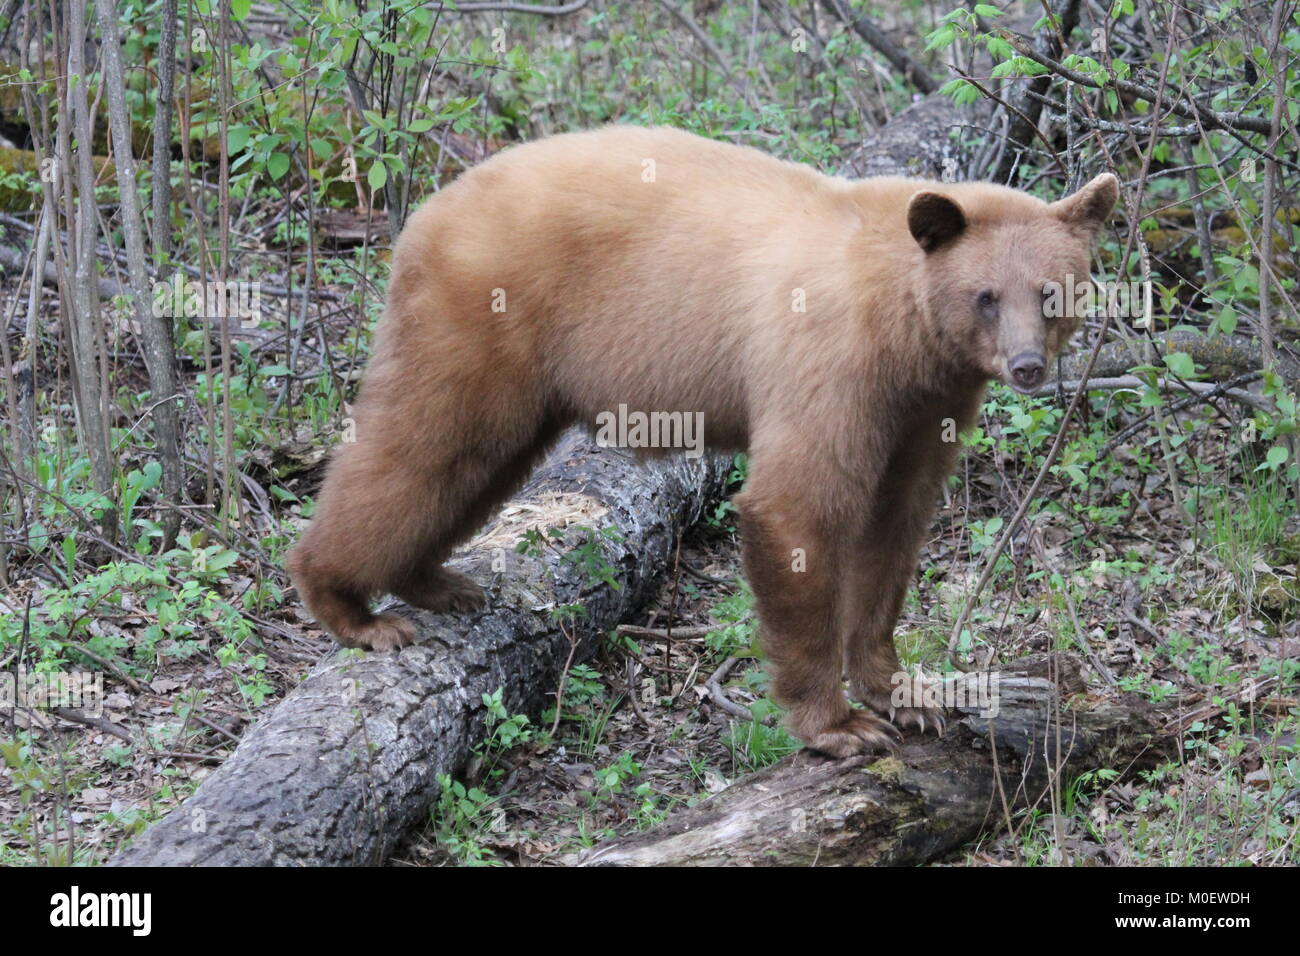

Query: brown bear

[286,125,1118,757]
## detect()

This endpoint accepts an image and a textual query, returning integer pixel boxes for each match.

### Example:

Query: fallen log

[1056,329,1300,384]
[110,95,965,866]
[579,655,1177,866]
[110,433,729,865]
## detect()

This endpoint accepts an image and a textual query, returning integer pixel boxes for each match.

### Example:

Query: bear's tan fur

[287,125,1117,756]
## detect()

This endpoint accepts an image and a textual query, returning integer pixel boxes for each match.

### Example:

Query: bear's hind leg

[384,418,563,614]
[287,441,452,650]
[391,566,486,614]
[289,416,533,649]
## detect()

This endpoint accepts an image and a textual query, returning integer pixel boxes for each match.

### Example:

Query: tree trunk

[109,434,730,865]
[578,656,1178,866]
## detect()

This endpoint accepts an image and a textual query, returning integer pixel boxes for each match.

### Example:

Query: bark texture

[579,656,1176,866]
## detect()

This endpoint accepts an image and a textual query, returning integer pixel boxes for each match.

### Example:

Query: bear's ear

[907,191,967,253]
[1050,173,1119,233]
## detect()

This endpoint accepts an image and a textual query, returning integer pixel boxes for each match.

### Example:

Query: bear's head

[907,173,1119,394]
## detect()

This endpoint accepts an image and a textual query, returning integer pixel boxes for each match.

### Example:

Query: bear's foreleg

[736,460,901,758]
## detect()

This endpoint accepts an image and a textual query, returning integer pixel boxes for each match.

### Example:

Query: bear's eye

[976,290,998,314]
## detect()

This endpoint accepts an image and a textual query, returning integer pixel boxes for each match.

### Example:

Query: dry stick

[655,0,750,107]
[951,66,1068,177]
[21,210,51,472]
[1185,161,1217,287]
[1030,530,1116,686]
[173,2,218,515]
[61,0,116,542]
[1101,371,1266,455]
[63,641,144,695]
[548,619,581,737]
[446,0,590,14]
[0,243,31,483]
[0,216,346,301]
[625,658,651,728]
[1038,375,1268,411]
[0,247,32,587]
[150,0,178,266]
[1122,610,1162,643]
[681,560,735,584]
[1049,649,1068,864]
[993,0,1081,184]
[664,530,683,693]
[48,706,133,742]
[945,321,1112,670]
[704,656,753,720]
[23,703,77,861]
[1135,5,1192,527]
[615,624,715,641]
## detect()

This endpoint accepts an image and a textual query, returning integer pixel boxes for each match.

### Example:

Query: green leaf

[266,153,290,180]
[924,25,956,53]
[985,35,1013,59]
[368,161,388,191]
[226,125,251,154]
[138,461,162,490]
[1215,305,1238,335]
[1259,445,1288,471]
[1163,351,1196,379]
[207,550,239,572]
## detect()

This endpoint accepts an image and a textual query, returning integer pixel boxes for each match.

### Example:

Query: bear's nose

[1009,352,1046,389]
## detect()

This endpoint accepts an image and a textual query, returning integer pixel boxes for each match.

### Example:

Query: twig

[549,618,581,737]
[704,656,755,720]
[1003,32,1273,135]
[49,706,133,741]
[615,623,716,641]
[1036,374,1270,411]
[1101,371,1264,455]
